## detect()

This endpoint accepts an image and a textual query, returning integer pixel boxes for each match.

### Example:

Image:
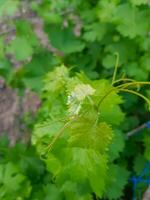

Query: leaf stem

[46,116,78,152]
[97,81,150,110]
[112,52,119,85]
[113,78,135,85]
[119,88,150,110]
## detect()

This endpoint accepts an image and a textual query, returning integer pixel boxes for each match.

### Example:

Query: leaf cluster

[33,66,130,199]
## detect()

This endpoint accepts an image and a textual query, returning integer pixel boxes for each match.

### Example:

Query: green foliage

[7,37,33,61]
[104,164,130,199]
[0,138,51,200]
[113,3,150,38]
[0,0,150,199]
[0,0,19,17]
[32,66,130,199]
[143,133,150,160]
[133,154,147,175]
[46,26,85,54]
[108,129,125,161]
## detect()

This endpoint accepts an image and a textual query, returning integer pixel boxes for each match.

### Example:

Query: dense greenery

[0,0,150,199]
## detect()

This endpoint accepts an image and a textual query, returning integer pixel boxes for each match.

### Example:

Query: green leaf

[21,51,60,90]
[46,25,85,54]
[43,65,69,93]
[60,148,108,198]
[108,130,125,161]
[143,135,150,160]
[0,59,12,80]
[102,54,116,69]
[104,164,130,200]
[83,23,106,42]
[15,20,39,47]
[141,56,150,72]
[0,38,5,59]
[6,37,33,61]
[0,162,31,199]
[126,62,148,80]
[0,0,19,16]
[44,184,63,200]
[97,0,118,22]
[68,117,113,153]
[130,0,148,5]
[0,163,25,191]
[101,105,125,125]
[46,153,61,175]
[133,154,147,176]
[67,83,95,115]
[114,3,150,38]
[61,181,92,200]
[33,120,64,145]
[93,80,124,125]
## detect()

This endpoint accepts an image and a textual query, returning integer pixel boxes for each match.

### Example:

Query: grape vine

[32,62,150,199]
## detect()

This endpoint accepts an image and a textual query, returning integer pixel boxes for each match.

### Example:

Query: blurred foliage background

[0,0,150,199]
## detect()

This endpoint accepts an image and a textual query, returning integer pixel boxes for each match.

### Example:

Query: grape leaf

[134,154,147,176]
[97,0,118,22]
[0,162,31,199]
[102,54,116,69]
[44,184,63,200]
[143,134,150,160]
[104,164,130,200]
[83,23,106,42]
[0,0,19,16]
[68,117,113,153]
[67,83,95,115]
[114,3,150,38]
[108,129,125,161]
[46,26,85,54]
[6,37,33,61]
[58,148,108,198]
[130,0,148,5]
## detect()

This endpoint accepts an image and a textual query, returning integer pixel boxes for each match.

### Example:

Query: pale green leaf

[130,0,148,5]
[6,37,33,61]
[102,54,116,69]
[67,83,95,115]
[0,0,19,16]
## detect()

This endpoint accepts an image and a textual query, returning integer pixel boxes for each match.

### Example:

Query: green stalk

[112,52,119,85]
[119,88,150,110]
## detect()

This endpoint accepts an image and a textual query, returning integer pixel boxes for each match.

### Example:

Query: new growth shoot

[46,57,150,153]
[98,52,150,111]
